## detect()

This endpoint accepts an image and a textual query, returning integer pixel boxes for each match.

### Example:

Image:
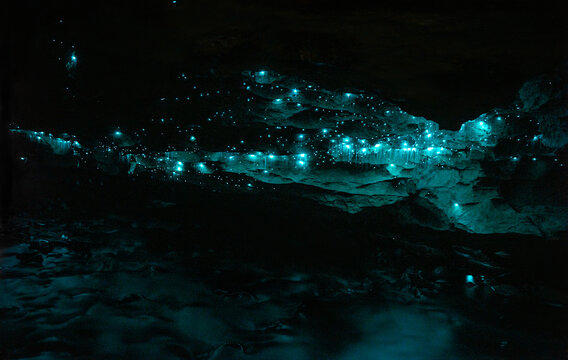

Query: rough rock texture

[10,70,568,236]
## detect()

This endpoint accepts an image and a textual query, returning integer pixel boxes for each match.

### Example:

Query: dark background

[5,0,567,133]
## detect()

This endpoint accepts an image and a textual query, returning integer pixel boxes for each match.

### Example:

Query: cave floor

[1,154,566,360]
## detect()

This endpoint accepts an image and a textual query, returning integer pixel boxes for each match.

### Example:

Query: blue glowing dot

[273,98,282,104]
[454,203,460,208]
[71,55,77,62]
[427,147,434,151]
[427,133,432,138]
[374,144,381,148]
[258,71,266,76]
[298,161,305,166]
[298,134,305,140]
[322,129,328,134]
[465,275,475,285]
[114,131,122,136]
[176,166,183,171]
[268,154,275,159]
[389,164,394,167]
[190,136,196,141]
[177,161,183,166]
[291,89,299,95]
[299,153,306,158]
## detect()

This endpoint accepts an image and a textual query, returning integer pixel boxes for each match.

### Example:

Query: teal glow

[478,121,490,131]
[15,69,564,237]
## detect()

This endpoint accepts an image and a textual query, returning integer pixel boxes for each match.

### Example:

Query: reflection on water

[1,202,566,359]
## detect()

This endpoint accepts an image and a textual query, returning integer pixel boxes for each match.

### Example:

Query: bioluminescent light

[12,69,566,236]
